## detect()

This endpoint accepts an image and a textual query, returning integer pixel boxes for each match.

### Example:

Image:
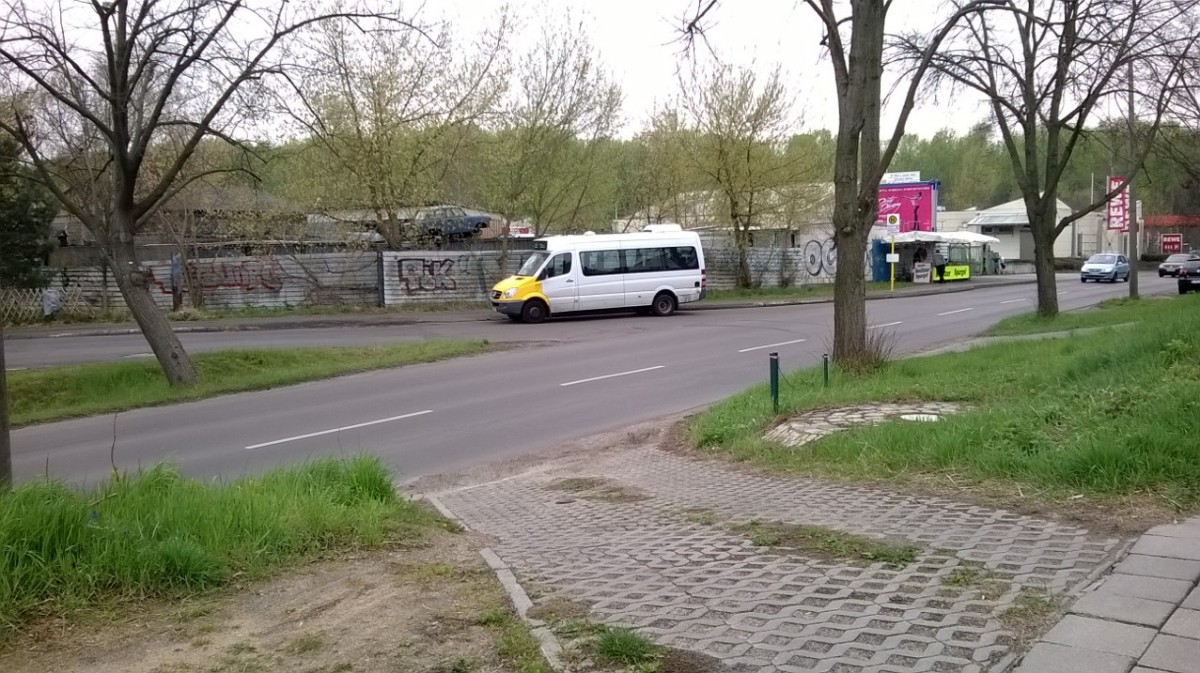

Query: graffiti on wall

[802,239,838,276]
[398,258,457,294]
[150,257,285,294]
[191,259,285,292]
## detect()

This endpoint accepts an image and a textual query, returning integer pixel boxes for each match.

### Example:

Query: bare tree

[677,63,801,288]
[486,14,623,244]
[912,0,1199,316]
[684,0,996,362]
[280,11,511,248]
[0,0,411,385]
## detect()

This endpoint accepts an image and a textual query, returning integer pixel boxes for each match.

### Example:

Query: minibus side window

[666,246,699,270]
[581,250,622,276]
[540,253,572,280]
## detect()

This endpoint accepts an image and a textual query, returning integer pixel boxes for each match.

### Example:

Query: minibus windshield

[517,252,549,276]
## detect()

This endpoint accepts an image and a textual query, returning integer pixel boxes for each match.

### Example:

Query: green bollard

[769,352,780,414]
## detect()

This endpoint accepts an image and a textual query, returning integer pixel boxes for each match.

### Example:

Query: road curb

[423,493,566,670]
[4,276,1038,340]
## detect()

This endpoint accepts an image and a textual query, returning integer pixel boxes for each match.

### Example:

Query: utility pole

[1127,61,1140,298]
[0,319,11,491]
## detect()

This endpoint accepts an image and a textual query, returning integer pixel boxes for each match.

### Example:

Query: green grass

[593,627,663,667]
[8,341,493,426]
[691,294,1200,509]
[5,301,491,327]
[495,618,554,673]
[707,281,909,302]
[731,521,918,567]
[984,295,1158,336]
[0,456,436,644]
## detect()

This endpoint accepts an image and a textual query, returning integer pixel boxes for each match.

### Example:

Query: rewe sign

[1107,176,1129,231]
[1162,233,1183,254]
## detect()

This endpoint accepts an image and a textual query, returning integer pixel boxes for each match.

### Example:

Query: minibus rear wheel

[521,299,549,323]
[651,292,677,317]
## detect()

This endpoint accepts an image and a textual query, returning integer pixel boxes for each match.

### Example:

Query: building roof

[966,197,1072,227]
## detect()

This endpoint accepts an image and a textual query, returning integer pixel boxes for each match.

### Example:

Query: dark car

[413,206,492,240]
[1159,253,1200,277]
[1178,260,1200,294]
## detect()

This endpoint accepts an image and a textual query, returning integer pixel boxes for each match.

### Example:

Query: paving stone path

[438,445,1124,673]
[1014,516,1200,673]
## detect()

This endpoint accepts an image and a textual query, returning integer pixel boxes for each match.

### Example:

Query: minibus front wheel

[521,299,549,323]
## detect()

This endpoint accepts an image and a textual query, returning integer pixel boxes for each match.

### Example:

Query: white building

[945,197,1118,261]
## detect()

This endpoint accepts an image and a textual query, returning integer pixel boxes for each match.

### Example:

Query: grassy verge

[9,340,492,426]
[4,301,492,327]
[0,457,438,644]
[706,281,911,302]
[690,294,1200,510]
[985,296,1158,336]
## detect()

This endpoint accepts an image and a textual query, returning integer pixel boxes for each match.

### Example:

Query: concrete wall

[45,252,382,312]
[29,243,881,318]
[380,250,527,305]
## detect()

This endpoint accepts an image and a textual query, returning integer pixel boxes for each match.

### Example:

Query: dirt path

[0,531,529,673]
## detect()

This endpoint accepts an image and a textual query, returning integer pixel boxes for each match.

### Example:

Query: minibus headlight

[502,287,519,299]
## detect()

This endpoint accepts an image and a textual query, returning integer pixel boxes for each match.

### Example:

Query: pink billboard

[876,182,939,232]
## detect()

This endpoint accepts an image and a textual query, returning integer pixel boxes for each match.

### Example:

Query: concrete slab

[1099,574,1194,603]
[1145,521,1200,539]
[1162,608,1200,639]
[1113,555,1200,583]
[1070,591,1175,628]
[1042,615,1156,657]
[1014,642,1135,673]
[1184,588,1200,612]
[1130,535,1200,561]
[1139,634,1200,673]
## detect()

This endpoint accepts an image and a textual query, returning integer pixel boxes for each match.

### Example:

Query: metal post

[889,236,896,291]
[0,319,10,490]
[823,353,830,388]
[769,352,780,414]
[1127,61,1140,299]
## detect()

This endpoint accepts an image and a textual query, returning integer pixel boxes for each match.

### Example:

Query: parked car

[1080,252,1130,283]
[1178,259,1200,294]
[411,206,492,240]
[1159,253,1200,277]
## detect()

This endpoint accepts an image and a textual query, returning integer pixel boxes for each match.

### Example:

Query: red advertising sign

[877,182,938,232]
[1162,233,1183,254]
[1107,176,1129,231]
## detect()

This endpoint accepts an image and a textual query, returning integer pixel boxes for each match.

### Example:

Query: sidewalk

[4,274,1040,340]
[1013,517,1200,673]
[433,416,1122,673]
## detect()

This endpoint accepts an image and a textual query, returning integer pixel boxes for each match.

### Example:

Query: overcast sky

[444,0,990,139]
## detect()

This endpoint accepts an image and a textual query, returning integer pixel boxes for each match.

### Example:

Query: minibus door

[539,251,579,313]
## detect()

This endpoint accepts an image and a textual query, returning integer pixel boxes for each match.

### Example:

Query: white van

[490,227,707,323]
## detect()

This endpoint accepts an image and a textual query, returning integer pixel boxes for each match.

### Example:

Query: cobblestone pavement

[438,446,1125,673]
[765,403,964,449]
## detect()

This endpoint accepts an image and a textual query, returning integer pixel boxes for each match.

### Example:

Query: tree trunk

[0,319,11,490]
[736,225,752,288]
[109,239,199,385]
[1033,227,1060,317]
[833,225,869,360]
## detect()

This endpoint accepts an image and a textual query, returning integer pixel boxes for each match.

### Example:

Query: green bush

[0,457,431,642]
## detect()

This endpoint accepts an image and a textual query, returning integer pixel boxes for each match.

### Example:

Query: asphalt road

[8,276,1179,485]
